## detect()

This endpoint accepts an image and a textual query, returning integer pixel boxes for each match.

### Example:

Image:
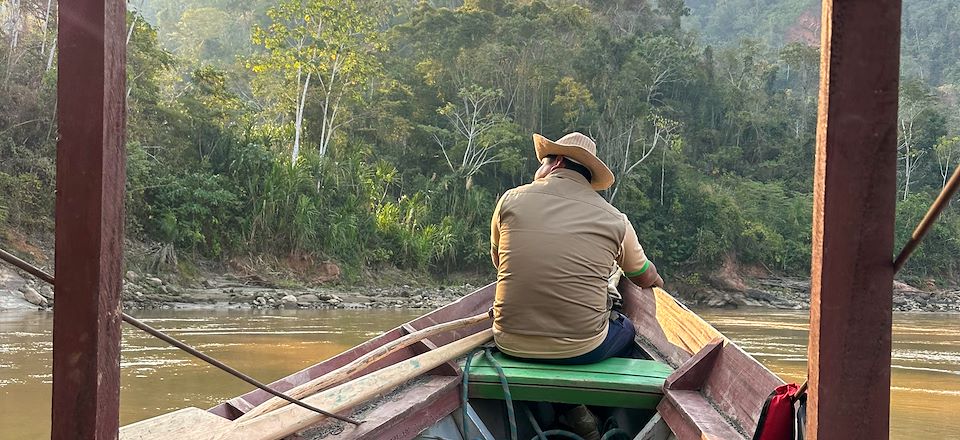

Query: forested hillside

[1,0,958,284]
[685,0,960,85]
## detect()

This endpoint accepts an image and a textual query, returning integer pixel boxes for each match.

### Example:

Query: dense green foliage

[1,0,959,283]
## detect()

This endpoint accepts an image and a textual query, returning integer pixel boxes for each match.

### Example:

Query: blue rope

[534,430,587,440]
[523,403,548,440]
[599,428,631,440]
[484,347,519,440]
[461,349,479,440]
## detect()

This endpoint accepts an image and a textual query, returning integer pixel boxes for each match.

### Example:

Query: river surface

[1,307,958,439]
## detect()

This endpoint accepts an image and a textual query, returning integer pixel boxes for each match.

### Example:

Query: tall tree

[898,80,935,201]
[426,85,515,185]
[251,0,383,163]
[935,136,960,189]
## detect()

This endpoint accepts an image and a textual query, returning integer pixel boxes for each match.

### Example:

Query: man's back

[491,168,626,358]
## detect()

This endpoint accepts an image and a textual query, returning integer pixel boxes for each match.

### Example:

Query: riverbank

[3,260,960,313]
[672,273,960,312]
[0,262,482,311]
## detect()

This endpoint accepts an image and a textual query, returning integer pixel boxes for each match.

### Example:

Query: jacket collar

[547,168,591,188]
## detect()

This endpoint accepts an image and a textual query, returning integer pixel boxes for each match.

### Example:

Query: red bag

[753,383,804,440]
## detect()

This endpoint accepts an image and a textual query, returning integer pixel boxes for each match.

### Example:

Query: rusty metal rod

[894,163,960,273]
[0,247,361,425]
[0,248,55,284]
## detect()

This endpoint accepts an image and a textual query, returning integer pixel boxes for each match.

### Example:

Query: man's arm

[490,192,505,268]
[627,261,664,288]
[619,215,664,288]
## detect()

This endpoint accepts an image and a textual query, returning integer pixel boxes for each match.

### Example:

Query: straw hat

[533,132,615,190]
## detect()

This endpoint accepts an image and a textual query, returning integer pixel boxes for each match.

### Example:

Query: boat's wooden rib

[664,339,723,391]
[701,339,783,433]
[620,282,724,368]
[658,389,744,440]
[620,281,784,438]
[302,375,461,440]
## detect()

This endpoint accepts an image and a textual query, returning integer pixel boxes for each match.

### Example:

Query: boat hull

[122,281,783,440]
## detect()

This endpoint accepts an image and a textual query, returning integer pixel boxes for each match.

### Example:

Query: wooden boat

[120,280,784,440]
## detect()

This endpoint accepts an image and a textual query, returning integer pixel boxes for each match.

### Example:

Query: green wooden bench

[466,353,673,409]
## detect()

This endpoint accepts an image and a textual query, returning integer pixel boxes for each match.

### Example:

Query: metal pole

[0,248,360,425]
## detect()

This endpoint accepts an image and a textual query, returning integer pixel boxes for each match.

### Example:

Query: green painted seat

[466,353,673,409]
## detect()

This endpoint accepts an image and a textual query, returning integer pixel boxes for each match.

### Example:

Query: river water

[1,307,958,439]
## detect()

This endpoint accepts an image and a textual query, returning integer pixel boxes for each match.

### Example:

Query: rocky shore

[0,264,479,312]
[3,263,960,313]
[674,274,960,313]
[118,269,480,311]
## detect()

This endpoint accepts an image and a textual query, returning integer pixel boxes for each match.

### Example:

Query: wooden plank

[401,322,460,377]
[664,338,723,391]
[468,383,664,409]
[226,397,256,414]
[808,1,900,439]
[120,408,232,440]
[237,314,485,421]
[209,283,495,419]
[657,390,745,440]
[234,329,492,440]
[51,0,127,437]
[635,414,671,440]
[303,376,461,440]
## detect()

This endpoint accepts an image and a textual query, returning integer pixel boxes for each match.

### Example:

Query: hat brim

[534,134,615,191]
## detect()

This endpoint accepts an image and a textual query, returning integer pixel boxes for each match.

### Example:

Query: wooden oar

[236,311,491,421]
[119,328,493,440]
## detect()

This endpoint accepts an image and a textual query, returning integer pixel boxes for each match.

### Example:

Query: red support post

[51,0,126,438]
[808,1,901,439]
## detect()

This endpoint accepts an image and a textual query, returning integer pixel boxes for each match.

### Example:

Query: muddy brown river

[1,307,958,439]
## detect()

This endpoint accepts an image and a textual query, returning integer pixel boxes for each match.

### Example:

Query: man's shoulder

[498,181,543,204]
[505,180,542,194]
[503,180,624,218]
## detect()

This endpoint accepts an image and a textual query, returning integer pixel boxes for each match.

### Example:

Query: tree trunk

[903,142,911,201]
[292,71,311,164]
[40,0,53,57]
[660,146,667,205]
[46,37,57,71]
[126,15,138,45]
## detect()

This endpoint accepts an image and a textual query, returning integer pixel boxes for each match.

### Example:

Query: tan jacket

[490,169,649,358]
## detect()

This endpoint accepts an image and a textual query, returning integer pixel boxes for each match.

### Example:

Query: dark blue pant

[512,313,637,365]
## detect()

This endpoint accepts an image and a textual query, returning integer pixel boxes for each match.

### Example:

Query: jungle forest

[2,0,960,284]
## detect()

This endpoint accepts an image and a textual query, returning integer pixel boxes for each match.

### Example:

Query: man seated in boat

[490,132,664,365]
